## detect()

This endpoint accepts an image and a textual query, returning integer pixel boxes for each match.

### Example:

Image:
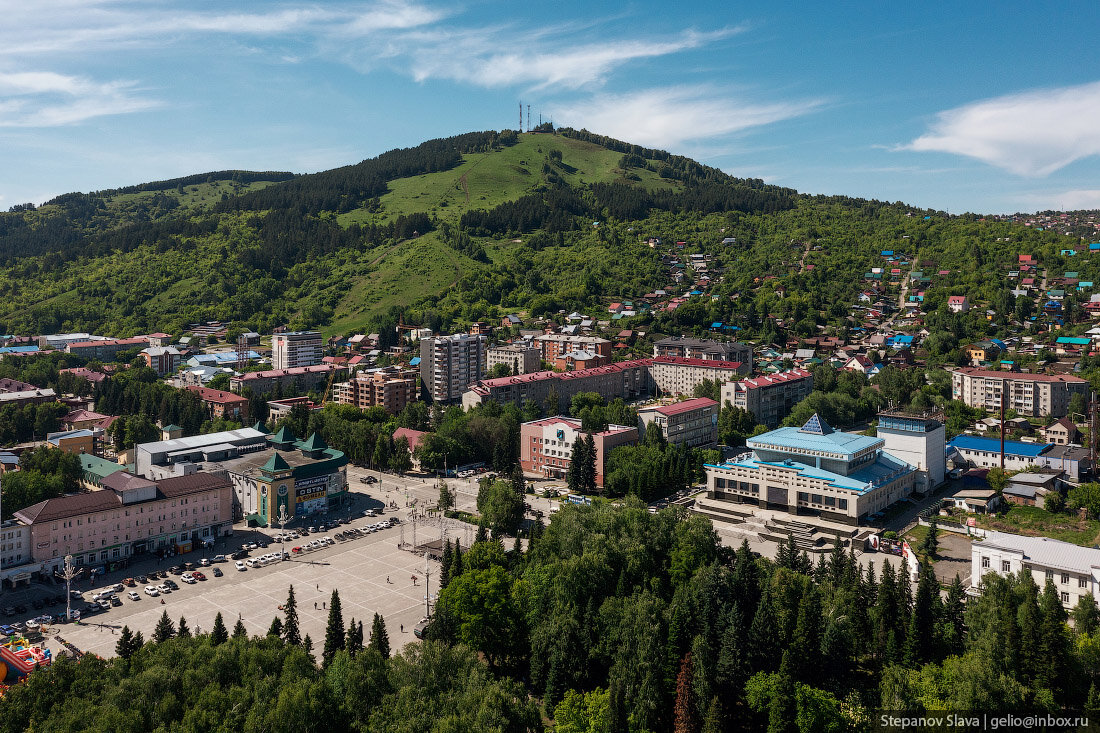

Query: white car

[180,572,196,584]
[25,620,40,632]
[235,561,247,571]
[199,558,211,567]
[127,591,141,601]
[144,586,160,597]
[156,584,171,594]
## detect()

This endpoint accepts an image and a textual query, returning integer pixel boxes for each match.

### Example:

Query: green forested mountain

[0,128,1086,340]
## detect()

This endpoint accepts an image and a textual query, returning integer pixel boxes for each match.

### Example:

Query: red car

[192,571,207,581]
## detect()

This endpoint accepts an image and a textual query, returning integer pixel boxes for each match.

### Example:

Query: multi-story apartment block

[972,531,1100,609]
[67,337,150,361]
[229,364,345,396]
[421,334,487,403]
[535,334,612,362]
[464,359,653,412]
[185,386,250,420]
[637,397,718,447]
[950,368,1088,418]
[653,337,753,372]
[650,356,749,396]
[272,331,323,370]
[141,346,182,375]
[723,369,813,428]
[486,344,542,375]
[332,366,418,414]
[520,416,638,487]
[12,471,233,580]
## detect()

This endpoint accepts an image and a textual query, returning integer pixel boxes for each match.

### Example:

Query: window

[1046,570,1054,582]
[838,499,847,510]
[1061,592,1070,604]
[1081,577,1089,589]
[1062,573,1070,585]
[1002,561,1011,572]
[982,556,990,569]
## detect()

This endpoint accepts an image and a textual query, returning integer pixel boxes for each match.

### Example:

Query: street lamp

[55,555,81,623]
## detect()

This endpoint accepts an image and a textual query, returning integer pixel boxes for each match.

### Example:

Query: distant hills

[0,128,1087,343]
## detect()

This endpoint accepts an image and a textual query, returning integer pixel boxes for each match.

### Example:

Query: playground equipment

[0,637,51,681]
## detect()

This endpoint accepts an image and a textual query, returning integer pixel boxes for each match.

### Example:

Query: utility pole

[278,505,288,561]
[56,555,81,623]
[999,378,1006,470]
[423,554,431,618]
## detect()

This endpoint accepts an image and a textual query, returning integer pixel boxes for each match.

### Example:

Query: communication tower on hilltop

[527,104,530,132]
[518,102,523,132]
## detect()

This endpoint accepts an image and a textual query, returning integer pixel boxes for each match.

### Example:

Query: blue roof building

[702,413,921,524]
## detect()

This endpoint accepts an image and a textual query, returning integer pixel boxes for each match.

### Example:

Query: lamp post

[56,555,81,623]
[278,505,289,561]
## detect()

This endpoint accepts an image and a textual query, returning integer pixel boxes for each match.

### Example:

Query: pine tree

[583,433,597,493]
[116,626,136,659]
[673,652,697,733]
[749,589,780,673]
[566,437,585,493]
[1072,594,1100,636]
[905,563,939,666]
[369,612,391,659]
[267,616,283,639]
[768,655,798,733]
[133,630,144,649]
[827,535,845,584]
[211,612,228,645]
[787,587,823,683]
[716,603,749,702]
[283,585,301,646]
[701,697,723,733]
[303,634,314,657]
[920,516,939,558]
[177,616,191,638]
[452,541,464,578]
[440,539,453,588]
[1039,580,1074,700]
[322,589,345,667]
[153,610,176,643]
[232,617,248,639]
[475,523,488,544]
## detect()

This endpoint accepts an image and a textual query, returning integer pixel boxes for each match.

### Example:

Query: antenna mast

[518,102,523,132]
[527,104,530,132]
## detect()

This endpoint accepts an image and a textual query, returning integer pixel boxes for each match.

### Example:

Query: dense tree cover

[0,401,68,446]
[0,445,83,518]
[0,351,95,395]
[0,632,539,733]
[95,366,207,436]
[603,434,705,501]
[476,478,525,535]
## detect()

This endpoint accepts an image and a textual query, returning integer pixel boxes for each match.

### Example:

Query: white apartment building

[421,333,487,403]
[486,344,542,375]
[951,368,1088,418]
[972,531,1100,609]
[723,369,813,428]
[272,331,323,370]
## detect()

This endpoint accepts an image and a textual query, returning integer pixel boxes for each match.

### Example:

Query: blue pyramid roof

[799,413,833,435]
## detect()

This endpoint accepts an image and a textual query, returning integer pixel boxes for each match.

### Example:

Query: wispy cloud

[551,86,823,150]
[404,28,741,91]
[905,80,1100,176]
[0,71,159,126]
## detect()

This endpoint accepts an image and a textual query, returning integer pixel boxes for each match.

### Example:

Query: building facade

[876,409,946,493]
[185,386,250,420]
[486,344,542,375]
[420,333,487,403]
[464,359,653,412]
[271,331,323,370]
[637,397,718,447]
[519,416,638,487]
[535,334,612,362]
[229,364,345,395]
[723,369,813,428]
[332,366,418,414]
[66,337,149,361]
[653,337,753,372]
[12,472,233,580]
[650,356,749,396]
[972,531,1100,609]
[951,368,1088,417]
[141,346,182,375]
[703,414,917,524]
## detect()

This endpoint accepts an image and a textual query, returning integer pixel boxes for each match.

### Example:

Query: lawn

[974,504,1100,547]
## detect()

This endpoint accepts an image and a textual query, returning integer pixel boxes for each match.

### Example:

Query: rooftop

[748,414,883,459]
[640,397,719,417]
[952,368,1087,384]
[946,435,1050,457]
[974,531,1100,574]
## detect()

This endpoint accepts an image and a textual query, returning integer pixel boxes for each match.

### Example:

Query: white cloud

[906,80,1100,176]
[406,28,739,91]
[551,86,822,150]
[0,71,159,126]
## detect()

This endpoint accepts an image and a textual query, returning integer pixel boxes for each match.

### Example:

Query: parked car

[145,586,160,597]
[199,558,211,567]
[110,595,123,607]
[123,577,136,587]
[0,624,15,636]
[164,579,178,590]
[193,571,206,581]
[168,566,182,575]
[156,584,171,594]
[97,600,111,611]
[136,575,148,584]
[235,561,246,571]
[212,567,223,577]
[127,591,141,601]
[212,555,227,563]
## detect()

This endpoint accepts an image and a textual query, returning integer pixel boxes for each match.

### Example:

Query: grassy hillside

[0,128,1085,346]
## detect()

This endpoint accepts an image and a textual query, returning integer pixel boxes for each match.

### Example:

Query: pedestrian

[323,602,326,610]
[314,602,317,609]
[400,624,403,632]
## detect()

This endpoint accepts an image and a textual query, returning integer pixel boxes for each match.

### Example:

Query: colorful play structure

[0,637,52,681]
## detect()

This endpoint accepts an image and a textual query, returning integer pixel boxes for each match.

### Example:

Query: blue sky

[2,1,1099,214]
